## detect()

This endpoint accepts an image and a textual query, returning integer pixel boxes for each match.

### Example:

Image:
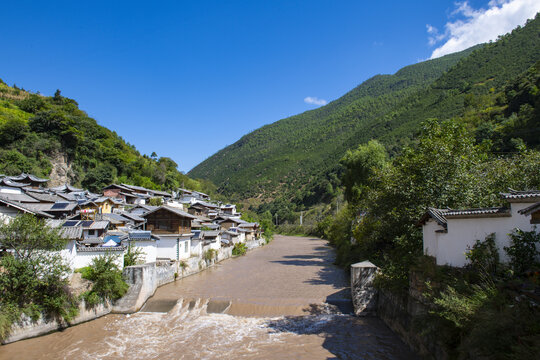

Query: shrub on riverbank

[78,255,129,308]
[232,243,247,256]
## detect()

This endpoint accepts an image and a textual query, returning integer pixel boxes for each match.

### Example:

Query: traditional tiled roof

[190,200,219,209]
[500,189,540,201]
[0,178,30,188]
[103,184,133,192]
[417,206,510,227]
[142,205,197,219]
[118,211,145,222]
[76,245,125,252]
[0,196,53,218]
[50,183,83,193]
[218,216,247,224]
[202,230,220,238]
[518,202,540,216]
[85,221,110,230]
[7,173,48,183]
[0,192,40,203]
[102,213,130,225]
[238,222,258,228]
[25,191,63,203]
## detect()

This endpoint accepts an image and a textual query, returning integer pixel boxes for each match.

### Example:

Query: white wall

[156,237,191,260]
[425,202,535,267]
[72,249,125,270]
[190,239,202,256]
[0,206,20,224]
[129,241,157,264]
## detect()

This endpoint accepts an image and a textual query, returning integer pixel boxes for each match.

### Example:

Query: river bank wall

[2,238,266,344]
[350,261,449,360]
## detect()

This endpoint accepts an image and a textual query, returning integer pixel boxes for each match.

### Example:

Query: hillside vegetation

[190,14,540,216]
[0,84,212,193]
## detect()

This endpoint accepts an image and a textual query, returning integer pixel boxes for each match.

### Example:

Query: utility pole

[275,213,279,226]
[300,211,303,225]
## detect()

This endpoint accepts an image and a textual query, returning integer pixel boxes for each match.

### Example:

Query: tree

[53,89,63,104]
[340,140,388,204]
[0,215,78,338]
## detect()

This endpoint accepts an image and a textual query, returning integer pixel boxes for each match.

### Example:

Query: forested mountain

[0,84,210,193]
[190,14,540,212]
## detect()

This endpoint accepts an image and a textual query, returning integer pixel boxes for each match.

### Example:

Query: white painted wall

[129,241,157,264]
[190,239,203,256]
[156,237,191,260]
[72,249,125,270]
[423,202,536,267]
[0,205,20,224]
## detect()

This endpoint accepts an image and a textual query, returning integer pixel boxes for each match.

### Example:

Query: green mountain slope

[0,85,209,193]
[190,14,540,207]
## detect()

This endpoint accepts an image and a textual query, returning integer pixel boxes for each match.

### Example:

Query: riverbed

[0,235,417,359]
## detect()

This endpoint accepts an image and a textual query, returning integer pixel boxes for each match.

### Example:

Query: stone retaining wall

[350,261,449,359]
[3,301,112,345]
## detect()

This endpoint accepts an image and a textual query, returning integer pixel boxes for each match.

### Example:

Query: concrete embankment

[351,261,446,359]
[2,239,265,344]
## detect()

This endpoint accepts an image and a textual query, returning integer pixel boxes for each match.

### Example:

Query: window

[184,241,188,253]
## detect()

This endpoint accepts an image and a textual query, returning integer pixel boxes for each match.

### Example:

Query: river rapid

[0,235,417,360]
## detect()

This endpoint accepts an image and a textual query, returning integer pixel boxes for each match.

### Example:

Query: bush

[466,233,500,275]
[124,245,144,267]
[232,243,247,256]
[80,255,128,306]
[505,228,540,274]
[204,249,217,261]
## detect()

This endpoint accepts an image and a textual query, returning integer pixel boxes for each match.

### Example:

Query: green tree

[340,140,388,204]
[0,215,78,339]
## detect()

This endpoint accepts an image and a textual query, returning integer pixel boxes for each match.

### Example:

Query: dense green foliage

[79,255,128,307]
[0,85,211,193]
[191,14,540,214]
[0,215,78,340]
[419,231,540,359]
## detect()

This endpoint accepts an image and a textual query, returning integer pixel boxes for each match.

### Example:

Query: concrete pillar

[350,260,378,316]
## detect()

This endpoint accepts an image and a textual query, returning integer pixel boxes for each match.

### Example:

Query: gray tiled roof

[8,173,48,183]
[76,245,125,252]
[25,191,63,203]
[0,192,40,203]
[500,190,540,200]
[142,205,197,219]
[418,206,510,228]
[50,183,83,193]
[202,230,220,238]
[518,202,540,215]
[0,178,30,188]
[0,196,53,218]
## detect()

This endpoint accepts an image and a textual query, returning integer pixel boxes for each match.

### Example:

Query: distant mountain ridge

[189,14,540,209]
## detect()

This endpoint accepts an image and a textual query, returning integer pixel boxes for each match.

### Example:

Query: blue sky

[1,1,538,172]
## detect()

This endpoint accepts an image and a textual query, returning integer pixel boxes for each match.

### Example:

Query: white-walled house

[123,230,158,264]
[419,190,540,267]
[155,234,192,261]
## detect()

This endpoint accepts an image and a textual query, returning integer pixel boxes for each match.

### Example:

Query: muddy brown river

[0,235,417,359]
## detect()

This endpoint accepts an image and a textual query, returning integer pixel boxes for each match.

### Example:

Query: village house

[188,201,220,217]
[217,216,247,230]
[141,205,196,261]
[0,197,53,222]
[418,190,540,267]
